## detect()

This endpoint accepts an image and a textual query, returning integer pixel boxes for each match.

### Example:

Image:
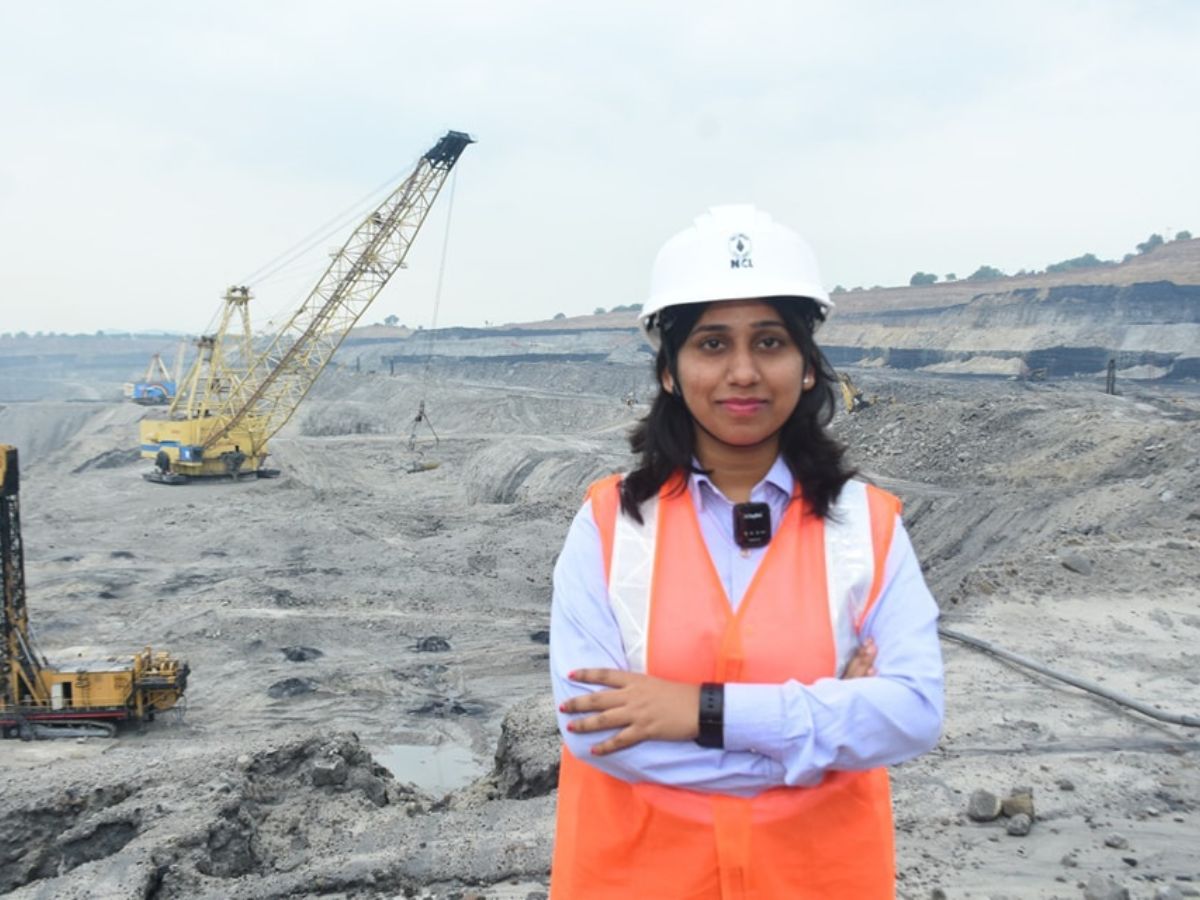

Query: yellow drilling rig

[140,129,473,483]
[1,446,189,738]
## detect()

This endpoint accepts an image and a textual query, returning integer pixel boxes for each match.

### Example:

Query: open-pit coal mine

[1,246,1198,898]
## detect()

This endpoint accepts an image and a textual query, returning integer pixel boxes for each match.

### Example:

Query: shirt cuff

[722,681,811,760]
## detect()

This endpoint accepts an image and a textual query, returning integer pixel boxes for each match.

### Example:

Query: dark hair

[620,297,856,522]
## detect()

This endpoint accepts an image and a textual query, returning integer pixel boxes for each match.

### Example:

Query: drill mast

[0,447,43,714]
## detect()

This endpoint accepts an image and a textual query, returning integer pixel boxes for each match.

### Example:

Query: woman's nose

[726,346,760,384]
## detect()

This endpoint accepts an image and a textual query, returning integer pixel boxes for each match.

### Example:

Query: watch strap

[695,682,724,749]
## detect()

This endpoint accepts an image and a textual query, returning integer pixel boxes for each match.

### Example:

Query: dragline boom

[207,130,473,454]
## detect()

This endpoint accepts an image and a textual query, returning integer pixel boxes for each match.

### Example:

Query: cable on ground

[939,625,1200,728]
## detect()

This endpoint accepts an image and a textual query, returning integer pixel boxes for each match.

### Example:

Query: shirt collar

[689,455,794,510]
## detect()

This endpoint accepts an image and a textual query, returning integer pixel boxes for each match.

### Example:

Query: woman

[549,205,944,899]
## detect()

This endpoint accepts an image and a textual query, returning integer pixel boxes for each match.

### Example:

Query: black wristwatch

[695,682,724,749]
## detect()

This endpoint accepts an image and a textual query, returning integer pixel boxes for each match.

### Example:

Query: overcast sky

[2,1,1197,336]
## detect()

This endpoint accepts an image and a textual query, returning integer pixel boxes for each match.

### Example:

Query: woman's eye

[759,335,786,349]
[699,338,724,351]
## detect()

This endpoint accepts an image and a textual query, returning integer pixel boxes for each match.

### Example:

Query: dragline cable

[418,165,460,394]
[405,167,460,454]
[939,626,1200,728]
[237,161,422,288]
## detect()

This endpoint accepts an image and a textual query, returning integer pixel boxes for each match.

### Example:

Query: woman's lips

[719,398,766,416]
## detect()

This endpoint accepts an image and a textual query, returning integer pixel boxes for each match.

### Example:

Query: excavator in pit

[140,129,473,483]
[837,372,873,413]
[1,446,189,738]
[123,342,186,406]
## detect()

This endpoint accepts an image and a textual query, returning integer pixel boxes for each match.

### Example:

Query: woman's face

[662,299,811,458]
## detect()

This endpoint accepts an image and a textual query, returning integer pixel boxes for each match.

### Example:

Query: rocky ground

[0,363,1197,899]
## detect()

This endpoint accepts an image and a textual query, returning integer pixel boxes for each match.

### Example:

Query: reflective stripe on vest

[551,474,902,900]
[607,491,659,674]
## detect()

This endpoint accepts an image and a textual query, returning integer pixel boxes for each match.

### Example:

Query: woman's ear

[661,370,676,395]
[801,366,816,391]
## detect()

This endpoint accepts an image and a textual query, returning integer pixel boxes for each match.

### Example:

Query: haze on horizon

[1,1,1197,337]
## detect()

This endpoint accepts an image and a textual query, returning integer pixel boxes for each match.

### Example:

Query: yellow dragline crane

[140,129,473,483]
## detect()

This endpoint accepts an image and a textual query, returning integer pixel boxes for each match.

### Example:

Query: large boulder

[493,694,562,799]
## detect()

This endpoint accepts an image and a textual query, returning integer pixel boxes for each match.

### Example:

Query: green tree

[593,306,606,315]
[383,314,399,326]
[831,285,847,294]
[553,312,566,320]
[909,272,938,286]
[1175,230,1193,241]
[967,265,1005,281]
[1136,233,1164,254]
[944,273,957,282]
[1046,252,1110,274]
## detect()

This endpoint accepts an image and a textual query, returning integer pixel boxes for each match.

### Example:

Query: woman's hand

[842,638,878,678]
[560,669,700,756]
[562,640,877,756]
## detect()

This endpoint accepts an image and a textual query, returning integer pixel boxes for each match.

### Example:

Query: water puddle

[375,743,485,795]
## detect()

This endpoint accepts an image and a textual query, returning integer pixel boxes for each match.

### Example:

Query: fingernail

[558,703,567,713]
[566,722,575,732]
[567,670,577,680]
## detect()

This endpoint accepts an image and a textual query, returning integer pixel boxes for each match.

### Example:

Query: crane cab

[139,414,273,482]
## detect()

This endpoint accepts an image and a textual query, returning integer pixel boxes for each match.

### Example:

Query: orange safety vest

[551,473,902,900]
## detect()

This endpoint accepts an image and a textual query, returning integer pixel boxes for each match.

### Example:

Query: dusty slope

[504,237,1200,326]
[836,372,1200,898]
[831,237,1200,315]
[0,367,1197,899]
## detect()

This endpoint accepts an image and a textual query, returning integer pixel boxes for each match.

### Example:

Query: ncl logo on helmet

[729,233,753,269]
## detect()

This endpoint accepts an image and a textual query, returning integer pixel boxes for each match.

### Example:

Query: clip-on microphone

[733,502,771,549]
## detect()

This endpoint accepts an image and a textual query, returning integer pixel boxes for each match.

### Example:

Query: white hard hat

[639,204,833,348]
